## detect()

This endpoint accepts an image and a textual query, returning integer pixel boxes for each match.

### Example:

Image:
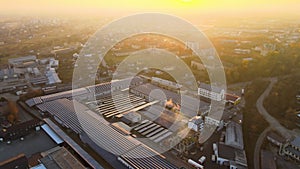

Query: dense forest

[225,43,300,83]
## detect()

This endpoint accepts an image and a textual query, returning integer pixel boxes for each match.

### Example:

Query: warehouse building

[216,143,248,169]
[280,136,300,162]
[225,121,244,150]
[38,146,87,169]
[266,131,286,147]
[198,83,225,101]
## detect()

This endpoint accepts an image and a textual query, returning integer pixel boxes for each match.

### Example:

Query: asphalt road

[254,77,298,169]
[256,78,293,140]
[254,126,272,169]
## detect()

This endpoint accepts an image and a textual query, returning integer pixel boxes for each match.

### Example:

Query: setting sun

[0,0,299,17]
[0,0,300,168]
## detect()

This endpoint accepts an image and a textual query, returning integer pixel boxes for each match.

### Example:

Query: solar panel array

[26,88,89,107]
[26,97,43,107]
[118,144,177,169]
[25,99,35,107]
[40,88,89,102]
[33,97,43,104]
[26,76,180,169]
[87,82,112,95]
[44,118,104,169]
[78,110,139,155]
[29,76,48,85]
[41,104,177,168]
[26,77,145,107]
[132,120,173,143]
[37,99,85,134]
[38,99,139,155]
[93,93,147,118]
[88,77,145,96]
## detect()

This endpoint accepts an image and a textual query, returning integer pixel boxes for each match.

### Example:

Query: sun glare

[0,0,299,16]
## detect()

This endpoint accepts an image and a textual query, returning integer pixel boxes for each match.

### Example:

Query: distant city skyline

[0,0,300,18]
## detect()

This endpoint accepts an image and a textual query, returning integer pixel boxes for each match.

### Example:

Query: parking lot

[0,129,57,162]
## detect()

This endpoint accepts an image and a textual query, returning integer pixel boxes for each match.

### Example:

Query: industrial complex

[1,56,299,169]
[1,74,249,169]
[0,56,61,94]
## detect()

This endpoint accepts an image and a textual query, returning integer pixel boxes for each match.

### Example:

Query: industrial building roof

[225,121,244,150]
[225,93,241,103]
[26,77,183,168]
[39,98,177,169]
[77,109,139,155]
[30,164,47,169]
[8,55,37,65]
[291,136,300,148]
[44,118,104,169]
[131,83,202,117]
[40,146,86,169]
[37,99,86,134]
[132,83,181,104]
[285,145,300,157]
[266,131,286,144]
[118,144,177,169]
[27,77,144,107]
[41,124,64,144]
[46,68,62,85]
[218,143,235,160]
[199,82,225,93]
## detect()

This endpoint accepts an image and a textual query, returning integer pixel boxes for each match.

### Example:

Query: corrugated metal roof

[41,124,64,144]
[199,82,224,93]
[225,121,244,150]
[118,144,177,169]
[30,163,47,169]
[44,118,104,169]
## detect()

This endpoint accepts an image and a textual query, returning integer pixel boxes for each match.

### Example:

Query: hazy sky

[1,0,299,17]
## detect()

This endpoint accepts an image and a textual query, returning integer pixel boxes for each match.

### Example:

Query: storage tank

[188,159,204,169]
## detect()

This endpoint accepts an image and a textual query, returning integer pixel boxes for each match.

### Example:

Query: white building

[205,116,223,127]
[151,77,182,91]
[46,68,62,84]
[188,116,204,132]
[49,58,59,68]
[198,83,225,101]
